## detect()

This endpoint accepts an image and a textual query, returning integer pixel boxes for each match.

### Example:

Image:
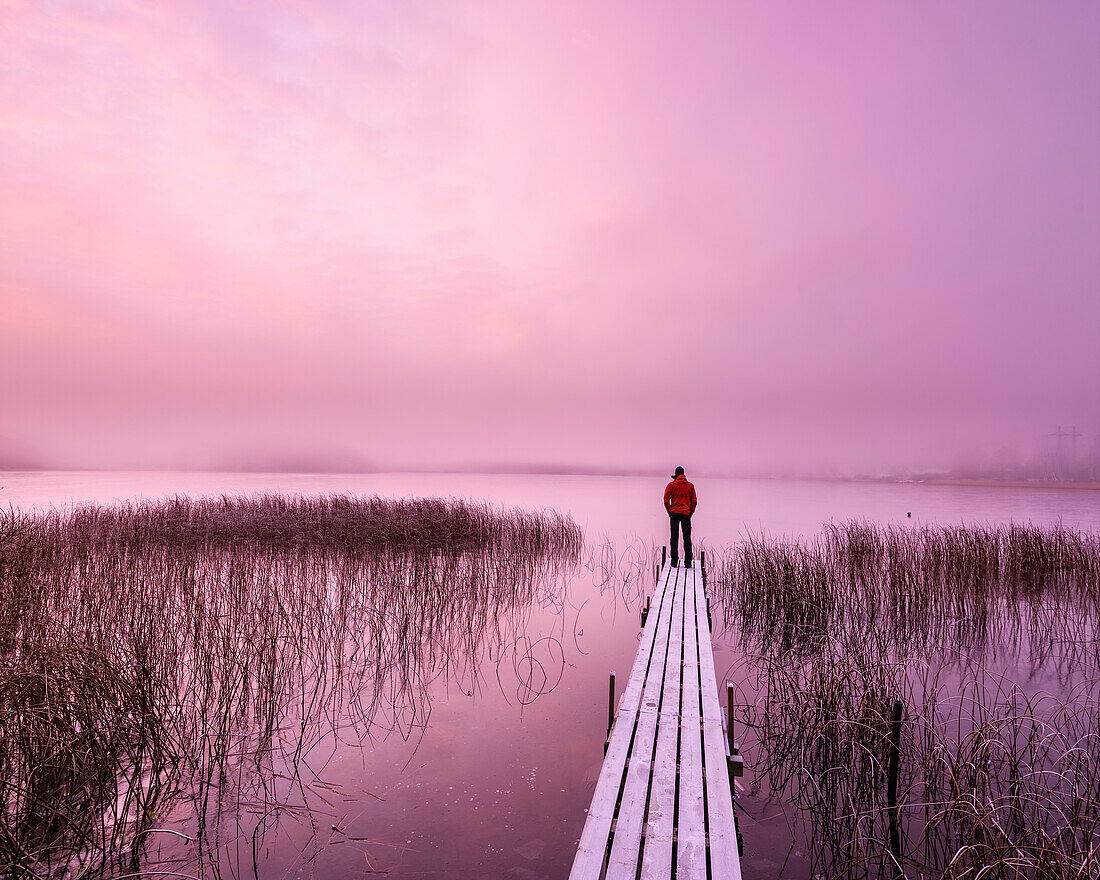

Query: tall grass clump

[0,494,581,878]
[714,521,1100,879]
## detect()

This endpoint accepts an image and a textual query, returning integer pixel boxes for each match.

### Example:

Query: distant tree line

[949,431,1100,482]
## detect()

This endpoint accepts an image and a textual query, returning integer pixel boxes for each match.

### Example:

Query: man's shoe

[670,560,679,568]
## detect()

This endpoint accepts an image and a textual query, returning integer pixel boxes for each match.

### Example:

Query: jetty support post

[604,672,616,754]
[641,595,651,626]
[727,681,743,780]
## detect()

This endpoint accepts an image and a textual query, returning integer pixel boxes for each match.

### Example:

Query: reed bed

[0,494,581,878]
[723,521,1100,660]
[714,521,1100,879]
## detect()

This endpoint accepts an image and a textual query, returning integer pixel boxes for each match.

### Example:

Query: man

[663,466,697,568]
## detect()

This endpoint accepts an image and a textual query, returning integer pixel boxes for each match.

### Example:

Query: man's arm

[664,483,673,513]
[689,484,698,515]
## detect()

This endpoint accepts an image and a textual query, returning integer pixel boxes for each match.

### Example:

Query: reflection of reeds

[0,495,581,877]
[713,521,1100,879]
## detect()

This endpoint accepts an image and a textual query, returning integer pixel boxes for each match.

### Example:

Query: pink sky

[2,0,1098,473]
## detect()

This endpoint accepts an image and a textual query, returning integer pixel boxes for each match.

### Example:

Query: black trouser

[669,512,692,565]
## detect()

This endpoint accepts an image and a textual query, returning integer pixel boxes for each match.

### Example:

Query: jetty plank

[570,564,675,878]
[639,565,685,879]
[605,564,676,878]
[693,563,743,879]
[676,565,706,878]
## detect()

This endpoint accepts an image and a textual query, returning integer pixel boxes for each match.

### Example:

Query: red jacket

[664,474,697,515]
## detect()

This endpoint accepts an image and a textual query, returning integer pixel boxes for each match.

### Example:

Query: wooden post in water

[726,681,743,780]
[604,672,616,754]
[641,595,650,625]
[726,683,736,753]
[887,698,904,871]
[661,546,667,566]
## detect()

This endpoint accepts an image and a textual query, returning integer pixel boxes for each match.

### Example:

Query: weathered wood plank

[639,565,685,879]
[676,565,706,879]
[605,562,679,878]
[569,563,674,879]
[693,564,743,880]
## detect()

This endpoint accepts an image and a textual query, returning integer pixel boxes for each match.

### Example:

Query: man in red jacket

[663,466,697,568]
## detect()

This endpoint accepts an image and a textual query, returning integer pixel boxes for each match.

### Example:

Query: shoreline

[916,477,1100,491]
[2,467,1099,492]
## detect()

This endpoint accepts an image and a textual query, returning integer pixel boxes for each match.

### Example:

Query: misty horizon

[3,429,1099,483]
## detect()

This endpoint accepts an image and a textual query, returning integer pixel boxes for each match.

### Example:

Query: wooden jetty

[569,558,744,880]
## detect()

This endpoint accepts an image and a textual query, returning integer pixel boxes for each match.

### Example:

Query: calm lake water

[3,471,1098,878]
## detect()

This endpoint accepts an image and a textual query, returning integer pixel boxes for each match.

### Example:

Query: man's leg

[683,515,693,566]
[669,514,680,566]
